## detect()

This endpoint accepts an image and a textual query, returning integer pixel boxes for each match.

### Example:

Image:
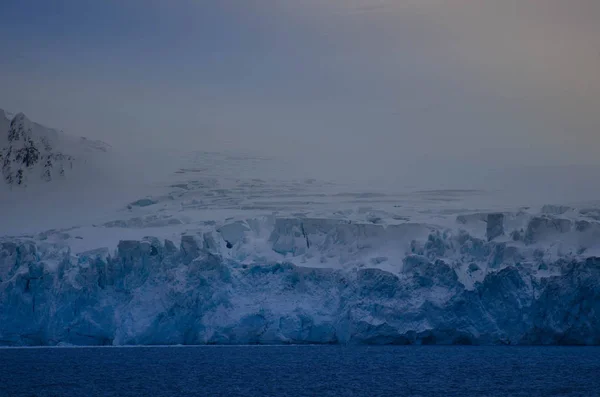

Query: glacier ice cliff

[1,214,600,346]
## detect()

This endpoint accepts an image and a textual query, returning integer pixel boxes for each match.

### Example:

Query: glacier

[2,109,600,346]
[2,212,600,346]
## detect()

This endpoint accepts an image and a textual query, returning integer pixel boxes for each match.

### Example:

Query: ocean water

[0,346,599,397]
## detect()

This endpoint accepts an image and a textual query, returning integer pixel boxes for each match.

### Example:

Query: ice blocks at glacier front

[1,210,600,346]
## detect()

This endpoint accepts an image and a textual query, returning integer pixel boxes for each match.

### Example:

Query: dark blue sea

[1,346,599,397]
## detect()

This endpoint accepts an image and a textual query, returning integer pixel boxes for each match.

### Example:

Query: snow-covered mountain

[0,115,599,346]
[0,109,109,188]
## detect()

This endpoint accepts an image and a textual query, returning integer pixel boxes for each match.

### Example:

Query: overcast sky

[1,0,599,187]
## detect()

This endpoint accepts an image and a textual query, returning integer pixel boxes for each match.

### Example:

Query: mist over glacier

[2,1,599,200]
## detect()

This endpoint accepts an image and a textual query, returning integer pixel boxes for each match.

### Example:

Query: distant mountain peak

[0,109,108,187]
[11,111,27,121]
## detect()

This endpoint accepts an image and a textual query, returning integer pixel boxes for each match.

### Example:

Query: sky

[1,0,599,188]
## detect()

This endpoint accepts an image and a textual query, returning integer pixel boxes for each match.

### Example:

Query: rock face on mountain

[0,110,109,187]
[1,112,71,186]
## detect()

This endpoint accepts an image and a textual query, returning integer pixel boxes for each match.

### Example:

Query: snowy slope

[0,110,110,188]
[1,112,600,346]
[0,109,162,235]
